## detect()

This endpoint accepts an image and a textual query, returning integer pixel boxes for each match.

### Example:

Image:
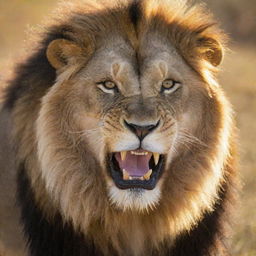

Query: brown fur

[0,1,238,255]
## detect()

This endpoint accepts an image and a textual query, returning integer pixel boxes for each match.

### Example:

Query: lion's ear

[46,39,82,70]
[198,37,223,67]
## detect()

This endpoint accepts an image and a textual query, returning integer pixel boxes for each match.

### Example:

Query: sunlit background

[0,1,255,255]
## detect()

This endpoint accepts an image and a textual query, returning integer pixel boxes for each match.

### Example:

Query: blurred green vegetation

[0,1,255,255]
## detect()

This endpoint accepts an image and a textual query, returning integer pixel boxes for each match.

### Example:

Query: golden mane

[0,1,237,256]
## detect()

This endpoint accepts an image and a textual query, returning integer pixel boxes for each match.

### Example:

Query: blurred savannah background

[0,0,255,255]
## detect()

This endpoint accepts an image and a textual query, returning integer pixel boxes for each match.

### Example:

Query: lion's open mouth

[108,150,164,190]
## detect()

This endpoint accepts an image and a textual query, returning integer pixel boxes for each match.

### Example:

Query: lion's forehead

[95,36,185,71]
[79,39,191,97]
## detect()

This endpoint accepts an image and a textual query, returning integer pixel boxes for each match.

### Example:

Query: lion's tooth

[122,169,130,180]
[131,151,148,156]
[144,169,152,180]
[121,151,127,161]
[153,153,160,165]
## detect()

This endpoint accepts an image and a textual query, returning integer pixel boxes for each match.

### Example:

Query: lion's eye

[97,81,117,94]
[161,79,181,94]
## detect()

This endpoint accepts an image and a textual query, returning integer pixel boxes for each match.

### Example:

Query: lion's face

[10,1,233,254]
[39,34,208,212]
[26,1,233,252]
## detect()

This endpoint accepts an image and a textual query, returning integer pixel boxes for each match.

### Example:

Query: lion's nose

[124,120,160,140]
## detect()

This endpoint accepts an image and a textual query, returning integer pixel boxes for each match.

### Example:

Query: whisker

[178,130,208,148]
[68,126,102,135]
[68,127,103,147]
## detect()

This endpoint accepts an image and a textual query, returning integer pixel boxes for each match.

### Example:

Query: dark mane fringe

[129,0,141,28]
[17,163,104,256]
[170,153,238,256]
[3,30,71,109]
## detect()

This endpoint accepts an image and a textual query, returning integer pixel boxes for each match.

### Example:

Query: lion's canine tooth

[121,151,127,161]
[153,153,160,165]
[144,169,152,180]
[122,169,130,180]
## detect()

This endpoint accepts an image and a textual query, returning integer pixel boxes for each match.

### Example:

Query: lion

[0,0,238,255]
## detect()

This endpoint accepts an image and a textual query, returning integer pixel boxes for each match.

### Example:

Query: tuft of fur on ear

[198,37,223,66]
[46,39,82,69]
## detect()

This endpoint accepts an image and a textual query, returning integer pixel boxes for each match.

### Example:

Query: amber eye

[161,79,181,94]
[97,80,117,94]
[103,81,116,89]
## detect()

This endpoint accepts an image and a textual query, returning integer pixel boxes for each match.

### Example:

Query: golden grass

[0,1,255,255]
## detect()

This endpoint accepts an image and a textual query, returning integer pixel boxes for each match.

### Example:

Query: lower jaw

[108,182,163,212]
[113,178,158,190]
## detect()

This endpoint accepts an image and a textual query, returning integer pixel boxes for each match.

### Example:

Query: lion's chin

[108,183,162,212]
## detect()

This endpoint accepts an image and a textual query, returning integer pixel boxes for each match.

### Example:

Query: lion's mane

[0,0,238,255]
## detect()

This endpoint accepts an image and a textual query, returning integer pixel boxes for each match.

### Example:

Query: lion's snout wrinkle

[124,96,159,125]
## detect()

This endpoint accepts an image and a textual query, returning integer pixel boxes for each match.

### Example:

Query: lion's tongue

[115,152,152,177]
